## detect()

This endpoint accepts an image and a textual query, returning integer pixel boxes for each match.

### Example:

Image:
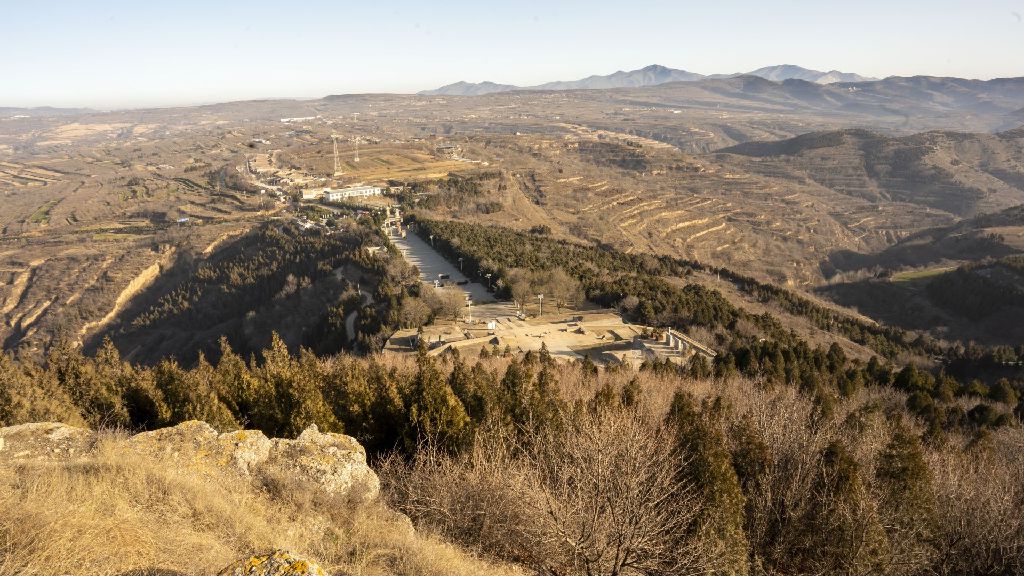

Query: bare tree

[422,286,465,321]
[506,269,533,311]
[542,268,581,313]
[383,406,714,576]
[528,408,708,576]
[399,297,432,328]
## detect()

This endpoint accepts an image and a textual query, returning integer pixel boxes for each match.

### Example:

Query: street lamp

[429,234,434,247]
[485,273,492,290]
[536,294,544,316]
[458,257,464,271]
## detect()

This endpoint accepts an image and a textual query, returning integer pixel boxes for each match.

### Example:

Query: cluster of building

[301,185,384,203]
[384,311,716,369]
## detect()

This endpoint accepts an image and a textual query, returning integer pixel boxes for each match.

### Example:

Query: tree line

[3,330,1019,575]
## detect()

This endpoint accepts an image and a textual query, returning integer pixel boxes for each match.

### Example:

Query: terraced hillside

[3,78,1024,353]
[429,129,957,286]
[825,204,1024,274]
[0,116,276,354]
[717,128,1024,217]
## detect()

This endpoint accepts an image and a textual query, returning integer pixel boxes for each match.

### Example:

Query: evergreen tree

[989,378,1019,408]
[689,354,711,379]
[404,339,469,453]
[666,390,749,573]
[0,352,84,427]
[875,422,936,571]
[48,338,130,428]
[153,356,238,431]
[798,441,886,574]
[257,334,340,437]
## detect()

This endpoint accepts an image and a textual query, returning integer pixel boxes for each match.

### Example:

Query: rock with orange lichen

[127,421,274,475]
[265,424,380,504]
[217,550,328,576]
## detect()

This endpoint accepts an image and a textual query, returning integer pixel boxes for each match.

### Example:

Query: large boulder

[217,550,328,576]
[0,421,379,503]
[265,424,380,504]
[127,421,274,475]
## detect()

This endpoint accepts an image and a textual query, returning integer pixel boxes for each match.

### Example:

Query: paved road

[391,232,495,303]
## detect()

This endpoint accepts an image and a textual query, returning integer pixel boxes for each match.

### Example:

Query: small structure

[437,144,462,158]
[279,116,318,123]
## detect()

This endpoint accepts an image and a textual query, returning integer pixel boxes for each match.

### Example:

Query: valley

[3,73,1024,356]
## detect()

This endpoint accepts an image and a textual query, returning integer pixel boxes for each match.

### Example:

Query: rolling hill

[819,253,1024,346]
[532,64,704,90]
[824,204,1024,275]
[418,80,518,97]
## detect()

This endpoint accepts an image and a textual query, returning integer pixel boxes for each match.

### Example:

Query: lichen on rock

[266,424,380,504]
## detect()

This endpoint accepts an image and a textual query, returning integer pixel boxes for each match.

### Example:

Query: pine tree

[689,354,711,379]
[405,339,469,453]
[799,441,886,574]
[153,356,238,431]
[257,333,340,437]
[48,338,130,428]
[666,390,749,573]
[499,356,535,428]
[875,422,936,571]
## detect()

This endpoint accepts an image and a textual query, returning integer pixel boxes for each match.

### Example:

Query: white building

[324,185,383,202]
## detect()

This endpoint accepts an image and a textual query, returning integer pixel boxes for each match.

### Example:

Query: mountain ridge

[418,63,876,96]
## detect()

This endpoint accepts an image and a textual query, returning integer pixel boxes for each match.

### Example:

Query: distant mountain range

[419,64,876,96]
[0,106,95,118]
[722,65,873,84]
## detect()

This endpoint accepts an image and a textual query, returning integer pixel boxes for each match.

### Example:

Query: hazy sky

[4,0,1023,108]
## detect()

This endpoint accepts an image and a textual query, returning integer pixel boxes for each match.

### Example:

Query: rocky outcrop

[0,421,95,460]
[217,550,328,576]
[0,421,380,504]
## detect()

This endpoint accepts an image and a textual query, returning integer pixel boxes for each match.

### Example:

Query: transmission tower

[351,113,360,163]
[330,134,344,176]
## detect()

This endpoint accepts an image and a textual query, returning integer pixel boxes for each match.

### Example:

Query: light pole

[485,273,492,290]
[429,234,434,247]
[536,294,544,317]
[458,257,464,272]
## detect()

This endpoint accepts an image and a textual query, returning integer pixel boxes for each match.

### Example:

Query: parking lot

[390,231,495,304]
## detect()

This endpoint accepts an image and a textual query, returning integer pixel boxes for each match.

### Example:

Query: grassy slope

[0,431,518,576]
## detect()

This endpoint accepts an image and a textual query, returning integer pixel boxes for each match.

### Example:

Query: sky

[3,0,1023,109]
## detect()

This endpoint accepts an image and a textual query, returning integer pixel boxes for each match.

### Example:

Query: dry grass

[0,432,519,576]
